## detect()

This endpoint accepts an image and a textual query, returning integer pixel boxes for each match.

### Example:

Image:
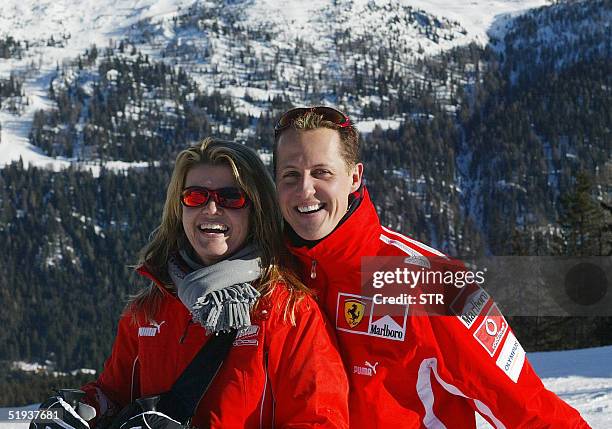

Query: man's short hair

[273,110,361,173]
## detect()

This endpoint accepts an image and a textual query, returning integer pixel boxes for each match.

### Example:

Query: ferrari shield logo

[336,293,408,342]
[344,299,365,328]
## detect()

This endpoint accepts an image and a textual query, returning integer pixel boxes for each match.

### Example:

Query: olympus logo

[496,331,526,383]
[504,341,520,371]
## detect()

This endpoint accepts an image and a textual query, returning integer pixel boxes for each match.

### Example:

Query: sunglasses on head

[180,186,250,209]
[274,106,352,137]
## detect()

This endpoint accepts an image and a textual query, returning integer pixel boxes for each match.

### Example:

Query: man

[273,106,590,428]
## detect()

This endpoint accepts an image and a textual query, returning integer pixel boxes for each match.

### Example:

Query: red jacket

[81,270,349,429]
[287,187,590,429]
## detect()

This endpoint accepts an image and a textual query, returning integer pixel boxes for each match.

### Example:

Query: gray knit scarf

[168,245,262,334]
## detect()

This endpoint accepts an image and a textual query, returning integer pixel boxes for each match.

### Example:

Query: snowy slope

[477,345,612,428]
[0,0,195,172]
[0,0,552,170]
[402,0,550,42]
[1,345,610,428]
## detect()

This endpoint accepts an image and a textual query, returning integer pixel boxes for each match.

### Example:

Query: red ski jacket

[81,270,349,429]
[287,187,590,429]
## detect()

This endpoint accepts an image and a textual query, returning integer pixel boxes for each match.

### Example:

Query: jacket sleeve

[265,289,349,429]
[425,282,590,428]
[80,312,140,421]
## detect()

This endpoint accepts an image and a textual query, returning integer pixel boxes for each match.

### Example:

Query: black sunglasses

[180,186,250,209]
[274,106,352,138]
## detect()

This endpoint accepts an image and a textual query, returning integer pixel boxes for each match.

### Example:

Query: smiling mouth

[199,223,229,234]
[297,203,325,214]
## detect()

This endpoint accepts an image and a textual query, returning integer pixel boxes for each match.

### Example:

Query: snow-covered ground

[407,0,550,43]
[477,345,612,428]
[1,345,610,428]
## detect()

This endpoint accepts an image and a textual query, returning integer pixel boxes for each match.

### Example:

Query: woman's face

[182,163,250,266]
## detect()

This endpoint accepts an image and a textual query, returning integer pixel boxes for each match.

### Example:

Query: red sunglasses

[180,186,250,209]
[274,106,352,138]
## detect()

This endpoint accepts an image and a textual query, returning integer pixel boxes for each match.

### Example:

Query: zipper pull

[310,259,317,279]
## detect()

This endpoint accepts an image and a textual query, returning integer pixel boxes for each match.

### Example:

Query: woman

[49,138,349,428]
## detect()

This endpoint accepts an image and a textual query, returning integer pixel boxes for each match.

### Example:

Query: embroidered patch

[496,331,525,383]
[344,298,366,328]
[473,304,508,356]
[233,325,260,347]
[336,293,408,342]
[138,320,165,337]
[450,284,491,328]
[353,360,379,377]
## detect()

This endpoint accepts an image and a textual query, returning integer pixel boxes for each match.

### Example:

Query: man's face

[275,128,363,241]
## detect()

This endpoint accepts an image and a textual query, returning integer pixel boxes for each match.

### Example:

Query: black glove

[29,389,96,429]
[107,396,185,429]
[113,411,184,429]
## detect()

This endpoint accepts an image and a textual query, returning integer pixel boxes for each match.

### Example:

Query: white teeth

[298,204,323,213]
[199,223,228,232]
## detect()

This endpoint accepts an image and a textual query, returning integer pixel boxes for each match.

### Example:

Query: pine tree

[559,172,605,256]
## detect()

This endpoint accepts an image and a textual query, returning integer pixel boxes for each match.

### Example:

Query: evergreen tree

[559,172,607,256]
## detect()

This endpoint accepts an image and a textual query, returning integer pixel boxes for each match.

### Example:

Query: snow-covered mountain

[0,0,555,170]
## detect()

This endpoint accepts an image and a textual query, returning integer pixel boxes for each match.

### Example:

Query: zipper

[259,351,269,429]
[130,356,139,403]
[179,319,192,343]
[310,259,317,279]
[309,257,329,305]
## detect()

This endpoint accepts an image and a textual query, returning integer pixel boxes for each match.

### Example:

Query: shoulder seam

[381,225,448,259]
